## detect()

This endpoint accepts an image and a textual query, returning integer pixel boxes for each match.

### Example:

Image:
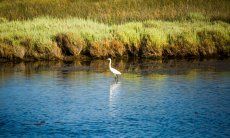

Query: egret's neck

[109,60,112,69]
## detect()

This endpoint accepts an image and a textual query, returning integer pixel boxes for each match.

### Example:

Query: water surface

[0,59,230,137]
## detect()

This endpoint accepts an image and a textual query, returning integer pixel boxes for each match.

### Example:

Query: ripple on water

[0,59,230,137]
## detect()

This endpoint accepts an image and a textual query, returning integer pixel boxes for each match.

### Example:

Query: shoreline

[0,50,229,61]
[0,54,229,63]
[0,56,228,64]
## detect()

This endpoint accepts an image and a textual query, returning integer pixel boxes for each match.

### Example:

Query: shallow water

[0,59,230,137]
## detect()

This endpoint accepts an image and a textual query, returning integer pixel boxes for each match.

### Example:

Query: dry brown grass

[0,0,229,23]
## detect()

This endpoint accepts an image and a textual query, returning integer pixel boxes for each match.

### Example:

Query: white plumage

[107,58,121,80]
[110,67,121,75]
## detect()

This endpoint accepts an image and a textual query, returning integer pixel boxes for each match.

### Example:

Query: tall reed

[0,0,229,23]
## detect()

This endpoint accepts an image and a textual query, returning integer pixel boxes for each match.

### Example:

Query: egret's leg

[114,74,117,80]
[113,75,117,83]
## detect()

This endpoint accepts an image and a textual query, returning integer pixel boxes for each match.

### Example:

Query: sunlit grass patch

[0,17,229,60]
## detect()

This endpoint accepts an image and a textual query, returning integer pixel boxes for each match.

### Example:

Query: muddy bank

[0,32,229,61]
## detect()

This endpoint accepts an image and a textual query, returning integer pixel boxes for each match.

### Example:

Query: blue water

[0,59,230,137]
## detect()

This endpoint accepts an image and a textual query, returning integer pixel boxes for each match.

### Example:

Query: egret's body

[107,58,121,80]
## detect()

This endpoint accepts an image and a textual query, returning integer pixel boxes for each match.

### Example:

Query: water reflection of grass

[0,59,229,82]
[121,73,141,80]
[145,74,168,80]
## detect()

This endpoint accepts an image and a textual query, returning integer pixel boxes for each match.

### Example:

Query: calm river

[0,59,229,137]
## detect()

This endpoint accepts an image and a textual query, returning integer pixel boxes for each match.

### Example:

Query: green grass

[0,0,229,23]
[0,0,229,60]
[0,17,229,60]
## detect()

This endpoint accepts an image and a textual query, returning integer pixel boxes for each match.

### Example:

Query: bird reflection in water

[109,80,122,117]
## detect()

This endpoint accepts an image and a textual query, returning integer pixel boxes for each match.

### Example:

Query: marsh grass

[0,0,229,23]
[0,17,229,60]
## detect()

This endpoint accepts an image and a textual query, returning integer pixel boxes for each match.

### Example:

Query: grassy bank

[0,17,229,61]
[0,0,229,23]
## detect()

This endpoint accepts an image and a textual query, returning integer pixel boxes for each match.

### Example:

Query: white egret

[107,58,121,80]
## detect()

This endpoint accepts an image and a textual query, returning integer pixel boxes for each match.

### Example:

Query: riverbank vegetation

[0,16,229,61]
[0,0,229,61]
